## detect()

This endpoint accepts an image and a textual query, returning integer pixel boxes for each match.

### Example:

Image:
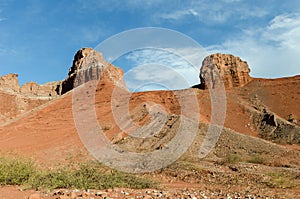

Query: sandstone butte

[199,53,252,89]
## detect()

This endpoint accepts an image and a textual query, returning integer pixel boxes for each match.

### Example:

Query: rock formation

[0,74,20,92]
[56,48,126,95]
[20,81,58,97]
[255,109,300,144]
[0,74,59,124]
[0,73,58,97]
[0,48,127,98]
[200,53,252,89]
[0,47,130,131]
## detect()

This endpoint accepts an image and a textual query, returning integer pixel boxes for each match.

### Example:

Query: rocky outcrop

[56,48,126,95]
[20,81,58,97]
[0,74,58,97]
[200,53,252,89]
[0,48,127,98]
[249,96,300,144]
[0,74,59,124]
[0,74,20,92]
[255,109,300,144]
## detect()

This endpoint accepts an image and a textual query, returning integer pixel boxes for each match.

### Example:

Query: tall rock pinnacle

[56,48,126,95]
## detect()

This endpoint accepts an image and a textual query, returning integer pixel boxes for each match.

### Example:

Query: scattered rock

[287,114,298,124]
[229,165,239,172]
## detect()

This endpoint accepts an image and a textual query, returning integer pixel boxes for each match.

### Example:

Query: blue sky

[0,0,300,90]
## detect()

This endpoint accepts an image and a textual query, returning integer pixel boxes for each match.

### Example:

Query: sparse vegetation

[167,160,202,173]
[266,171,299,189]
[0,157,158,190]
[0,157,36,186]
[218,153,242,165]
[247,154,266,164]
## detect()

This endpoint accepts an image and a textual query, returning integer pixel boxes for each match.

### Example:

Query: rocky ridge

[0,73,58,97]
[0,48,126,97]
[0,48,126,124]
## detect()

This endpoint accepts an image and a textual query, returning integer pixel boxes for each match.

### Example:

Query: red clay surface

[0,76,299,164]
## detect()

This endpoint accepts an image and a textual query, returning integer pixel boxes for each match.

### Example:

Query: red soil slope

[0,75,299,164]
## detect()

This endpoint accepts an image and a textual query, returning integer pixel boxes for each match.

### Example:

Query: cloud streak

[155,0,270,24]
[160,9,199,20]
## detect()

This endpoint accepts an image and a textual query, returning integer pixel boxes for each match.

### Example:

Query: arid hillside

[0,48,299,198]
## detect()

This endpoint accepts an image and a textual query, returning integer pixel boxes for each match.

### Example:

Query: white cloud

[124,64,194,91]
[268,13,300,29]
[123,48,207,91]
[160,9,199,20]
[155,1,269,24]
[264,13,300,50]
[206,13,300,78]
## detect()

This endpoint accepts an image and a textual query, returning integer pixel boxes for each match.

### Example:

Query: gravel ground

[22,187,299,199]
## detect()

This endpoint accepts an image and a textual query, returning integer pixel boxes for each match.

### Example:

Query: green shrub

[0,157,158,190]
[0,157,37,185]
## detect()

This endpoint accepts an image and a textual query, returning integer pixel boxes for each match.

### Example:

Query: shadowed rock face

[200,53,252,89]
[254,109,300,144]
[56,48,126,95]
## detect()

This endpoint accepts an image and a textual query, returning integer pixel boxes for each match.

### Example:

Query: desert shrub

[0,157,37,185]
[266,171,294,188]
[31,162,158,190]
[0,157,158,190]
[219,153,242,165]
[248,155,265,164]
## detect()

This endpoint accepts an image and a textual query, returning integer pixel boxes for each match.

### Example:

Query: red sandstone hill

[0,48,299,198]
[1,49,298,159]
